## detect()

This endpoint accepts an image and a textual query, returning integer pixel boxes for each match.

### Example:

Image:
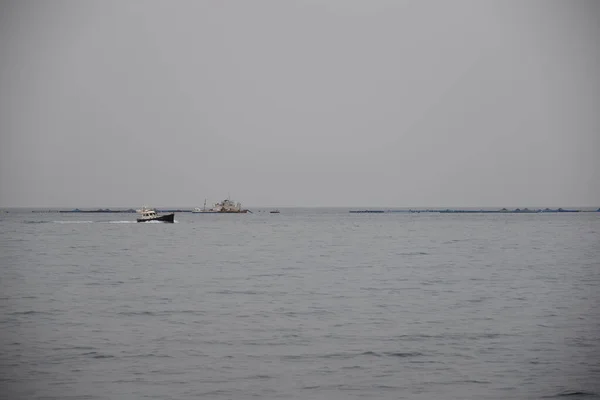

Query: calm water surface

[1,209,599,399]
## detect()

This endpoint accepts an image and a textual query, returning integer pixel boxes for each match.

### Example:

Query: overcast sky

[0,0,598,208]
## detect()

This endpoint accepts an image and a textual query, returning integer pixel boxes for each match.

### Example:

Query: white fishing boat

[194,197,250,213]
[192,199,219,214]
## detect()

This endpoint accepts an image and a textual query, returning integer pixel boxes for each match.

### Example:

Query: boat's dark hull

[137,213,175,223]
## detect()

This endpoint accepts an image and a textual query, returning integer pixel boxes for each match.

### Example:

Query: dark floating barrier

[39,208,236,213]
[59,208,138,213]
[350,208,595,214]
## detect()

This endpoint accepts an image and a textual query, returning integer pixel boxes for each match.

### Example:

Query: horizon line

[2,205,599,210]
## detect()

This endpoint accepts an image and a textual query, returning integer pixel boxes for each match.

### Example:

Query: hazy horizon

[2,204,599,211]
[1,0,599,208]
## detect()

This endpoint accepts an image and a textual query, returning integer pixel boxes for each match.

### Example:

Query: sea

[1,208,599,400]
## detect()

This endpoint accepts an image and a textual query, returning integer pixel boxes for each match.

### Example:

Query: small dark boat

[136,207,175,223]
[270,209,280,214]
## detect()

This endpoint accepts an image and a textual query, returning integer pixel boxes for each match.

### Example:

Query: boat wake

[52,221,94,224]
[47,220,178,224]
[132,220,179,224]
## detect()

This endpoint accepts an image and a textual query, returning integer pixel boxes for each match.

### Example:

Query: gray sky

[0,0,598,208]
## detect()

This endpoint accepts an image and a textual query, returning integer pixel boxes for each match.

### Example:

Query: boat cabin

[137,207,157,219]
